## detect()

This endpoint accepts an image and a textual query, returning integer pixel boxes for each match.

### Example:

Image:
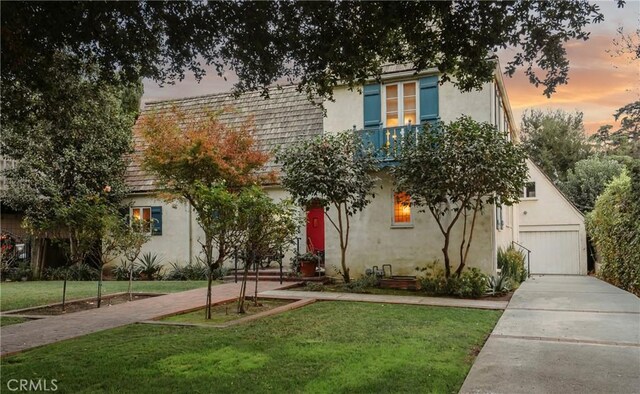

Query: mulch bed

[13,294,160,316]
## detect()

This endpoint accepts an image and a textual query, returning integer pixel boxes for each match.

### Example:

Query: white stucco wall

[518,160,588,274]
[323,172,496,279]
[323,78,493,133]
[120,195,193,266]
[121,188,305,271]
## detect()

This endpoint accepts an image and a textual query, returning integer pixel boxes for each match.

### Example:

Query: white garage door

[519,230,580,275]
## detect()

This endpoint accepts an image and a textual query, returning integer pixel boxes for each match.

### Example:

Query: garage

[517,160,587,275]
[519,229,581,275]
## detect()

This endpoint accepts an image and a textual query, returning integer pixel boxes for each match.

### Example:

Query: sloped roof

[125,85,324,193]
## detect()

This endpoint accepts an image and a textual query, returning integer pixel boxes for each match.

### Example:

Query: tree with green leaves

[277,131,378,283]
[520,109,591,182]
[587,163,640,295]
[392,116,528,278]
[1,1,617,124]
[190,182,244,319]
[560,157,625,213]
[91,207,150,307]
[1,53,141,281]
[120,217,152,302]
[140,108,270,318]
[48,196,105,311]
[235,187,300,313]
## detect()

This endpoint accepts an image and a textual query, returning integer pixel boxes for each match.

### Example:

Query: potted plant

[295,252,322,277]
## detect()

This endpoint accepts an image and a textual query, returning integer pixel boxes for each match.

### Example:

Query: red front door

[306,206,325,252]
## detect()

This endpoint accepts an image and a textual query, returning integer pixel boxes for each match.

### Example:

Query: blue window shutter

[363,84,381,129]
[419,76,439,125]
[119,207,130,225]
[151,206,162,236]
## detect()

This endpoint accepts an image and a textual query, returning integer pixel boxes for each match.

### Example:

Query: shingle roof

[125,85,324,193]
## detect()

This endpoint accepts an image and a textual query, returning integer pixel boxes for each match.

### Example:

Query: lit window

[131,207,152,234]
[520,182,536,198]
[393,192,412,225]
[385,82,418,127]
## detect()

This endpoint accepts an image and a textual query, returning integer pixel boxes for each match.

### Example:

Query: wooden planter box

[379,276,420,290]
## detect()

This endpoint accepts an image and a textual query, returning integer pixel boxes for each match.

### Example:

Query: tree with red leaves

[140,108,270,319]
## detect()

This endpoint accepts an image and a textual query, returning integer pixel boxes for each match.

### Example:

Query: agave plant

[137,252,164,280]
[486,273,512,296]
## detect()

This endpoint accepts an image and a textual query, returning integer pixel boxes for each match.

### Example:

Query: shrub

[304,282,326,292]
[340,274,379,293]
[486,272,512,296]
[2,261,33,281]
[43,263,99,281]
[456,268,489,298]
[163,260,225,281]
[498,245,527,284]
[418,262,489,299]
[587,167,640,295]
[137,252,164,280]
[112,260,141,281]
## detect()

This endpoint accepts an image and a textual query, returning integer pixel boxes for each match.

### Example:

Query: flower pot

[299,260,317,277]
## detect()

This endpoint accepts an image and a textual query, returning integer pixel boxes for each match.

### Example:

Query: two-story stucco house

[123,62,586,279]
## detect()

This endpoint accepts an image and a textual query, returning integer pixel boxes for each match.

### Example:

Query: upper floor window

[385,82,417,127]
[392,192,412,227]
[520,182,536,198]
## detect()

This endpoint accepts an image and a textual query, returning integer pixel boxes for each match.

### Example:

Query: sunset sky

[143,1,639,135]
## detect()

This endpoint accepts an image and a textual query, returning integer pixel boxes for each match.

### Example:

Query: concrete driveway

[460,275,640,394]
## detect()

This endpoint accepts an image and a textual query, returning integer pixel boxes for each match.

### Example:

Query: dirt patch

[483,291,514,302]
[13,294,160,316]
[161,298,293,325]
[299,283,514,301]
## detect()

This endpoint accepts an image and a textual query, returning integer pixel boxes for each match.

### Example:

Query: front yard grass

[0,280,210,311]
[0,301,501,393]
[0,316,28,327]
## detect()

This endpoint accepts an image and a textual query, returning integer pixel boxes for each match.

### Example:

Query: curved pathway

[460,275,640,394]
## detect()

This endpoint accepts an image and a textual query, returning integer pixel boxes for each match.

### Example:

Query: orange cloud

[499,32,639,135]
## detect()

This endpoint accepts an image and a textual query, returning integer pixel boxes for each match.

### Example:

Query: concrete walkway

[260,289,508,310]
[460,275,640,394]
[0,281,293,357]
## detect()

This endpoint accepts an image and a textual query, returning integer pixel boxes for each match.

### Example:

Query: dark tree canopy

[520,109,591,182]
[2,0,616,119]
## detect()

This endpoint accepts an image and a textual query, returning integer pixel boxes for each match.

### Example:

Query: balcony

[359,124,423,164]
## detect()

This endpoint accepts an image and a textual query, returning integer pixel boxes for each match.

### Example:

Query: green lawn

[0,316,28,327]
[0,281,210,311]
[0,302,501,393]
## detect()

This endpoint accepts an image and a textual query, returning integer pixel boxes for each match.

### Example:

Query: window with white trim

[385,82,417,127]
[130,207,152,234]
[520,182,536,198]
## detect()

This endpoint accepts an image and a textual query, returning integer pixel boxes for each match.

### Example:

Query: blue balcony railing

[359,124,423,164]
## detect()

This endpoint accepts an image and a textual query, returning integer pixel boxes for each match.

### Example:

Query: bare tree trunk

[459,212,468,272]
[128,258,134,301]
[336,204,350,283]
[62,272,68,312]
[205,268,213,319]
[456,200,481,277]
[237,253,251,314]
[442,232,451,278]
[253,258,259,306]
[97,265,103,308]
